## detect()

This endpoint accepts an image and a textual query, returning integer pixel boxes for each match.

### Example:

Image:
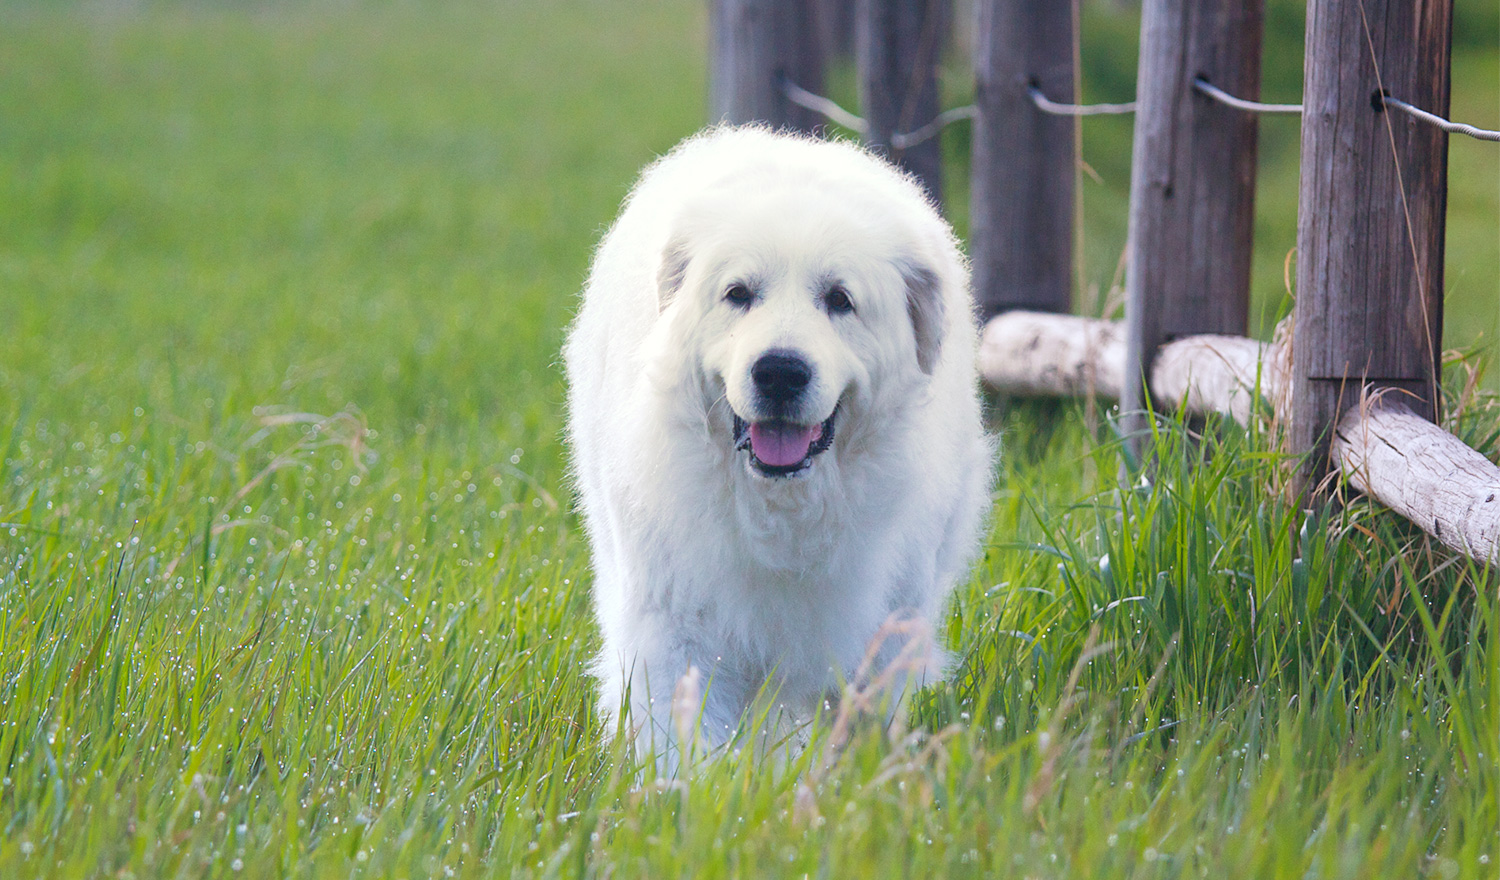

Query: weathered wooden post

[856,0,946,201]
[969,0,1075,319]
[1121,0,1266,426]
[711,0,826,131]
[1289,0,1451,493]
[819,0,856,60]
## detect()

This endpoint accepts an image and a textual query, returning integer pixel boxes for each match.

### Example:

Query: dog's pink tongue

[749,422,822,467]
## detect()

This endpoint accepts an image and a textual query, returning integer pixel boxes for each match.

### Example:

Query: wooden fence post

[1121,0,1266,426]
[856,0,946,201]
[818,0,856,60]
[1289,0,1452,494]
[710,0,825,132]
[969,0,1075,320]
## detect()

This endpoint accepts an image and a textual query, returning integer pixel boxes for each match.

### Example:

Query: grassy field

[1,1,1497,877]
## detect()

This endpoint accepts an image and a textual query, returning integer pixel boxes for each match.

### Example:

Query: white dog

[564,126,993,766]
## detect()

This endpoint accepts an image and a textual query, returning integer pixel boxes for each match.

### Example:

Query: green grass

[1,1,1497,877]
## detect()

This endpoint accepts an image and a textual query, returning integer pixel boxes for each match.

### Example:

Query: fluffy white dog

[565,126,993,766]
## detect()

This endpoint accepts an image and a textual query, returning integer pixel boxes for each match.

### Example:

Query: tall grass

[1,1,1497,877]
[3,399,1496,877]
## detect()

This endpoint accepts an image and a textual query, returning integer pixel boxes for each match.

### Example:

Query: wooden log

[982,322,1500,569]
[710,0,825,131]
[1150,335,1283,425]
[1289,0,1452,493]
[1121,0,1265,425]
[978,313,1285,425]
[978,312,1126,399]
[969,0,1075,319]
[1334,399,1500,565]
[856,0,945,201]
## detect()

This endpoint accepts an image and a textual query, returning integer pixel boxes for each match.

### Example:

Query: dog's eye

[824,286,855,315]
[724,283,754,307]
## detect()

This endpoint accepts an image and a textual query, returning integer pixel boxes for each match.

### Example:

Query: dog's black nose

[751,351,812,404]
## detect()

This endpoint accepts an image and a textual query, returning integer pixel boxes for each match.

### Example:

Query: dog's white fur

[564,126,993,765]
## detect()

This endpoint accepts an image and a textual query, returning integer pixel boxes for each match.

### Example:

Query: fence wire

[1027,85,1135,116]
[1382,96,1500,143]
[782,75,1498,147]
[1192,76,1499,143]
[893,105,975,149]
[779,76,868,135]
[779,76,974,149]
[1192,78,1303,114]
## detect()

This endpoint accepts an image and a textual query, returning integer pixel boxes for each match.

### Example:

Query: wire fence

[782,75,1499,145]
[760,9,1500,557]
[1191,77,1500,145]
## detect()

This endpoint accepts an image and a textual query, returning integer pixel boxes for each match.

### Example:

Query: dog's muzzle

[733,410,837,478]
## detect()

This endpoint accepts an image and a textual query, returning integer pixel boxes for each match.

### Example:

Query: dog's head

[655,159,952,480]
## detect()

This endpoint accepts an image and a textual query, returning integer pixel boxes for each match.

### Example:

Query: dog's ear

[657,238,690,312]
[902,261,944,375]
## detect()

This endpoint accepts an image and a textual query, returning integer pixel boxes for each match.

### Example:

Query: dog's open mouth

[733,410,837,477]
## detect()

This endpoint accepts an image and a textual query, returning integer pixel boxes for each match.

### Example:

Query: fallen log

[1149,334,1282,425]
[978,311,1283,423]
[980,312,1500,568]
[1333,399,1500,566]
[977,311,1125,399]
